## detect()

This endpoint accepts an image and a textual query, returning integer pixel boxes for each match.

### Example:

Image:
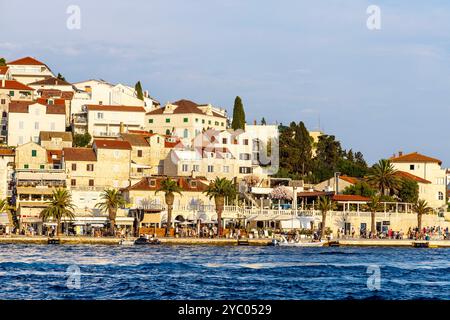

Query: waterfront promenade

[1,236,450,247]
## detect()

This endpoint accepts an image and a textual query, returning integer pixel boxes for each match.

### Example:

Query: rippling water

[0,244,449,300]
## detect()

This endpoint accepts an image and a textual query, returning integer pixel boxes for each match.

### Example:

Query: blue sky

[2,0,450,166]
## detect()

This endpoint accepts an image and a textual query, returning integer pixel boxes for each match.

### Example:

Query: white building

[7,56,55,85]
[390,152,447,210]
[7,101,66,146]
[0,148,14,200]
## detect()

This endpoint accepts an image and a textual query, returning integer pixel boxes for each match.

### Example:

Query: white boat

[275,236,326,247]
[119,239,135,246]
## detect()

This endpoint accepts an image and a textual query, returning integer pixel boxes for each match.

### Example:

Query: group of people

[407,226,450,240]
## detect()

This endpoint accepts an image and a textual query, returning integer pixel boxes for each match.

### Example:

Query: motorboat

[134,236,161,245]
[119,239,135,246]
[276,236,325,247]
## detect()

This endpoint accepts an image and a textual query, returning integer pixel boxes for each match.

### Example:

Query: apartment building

[7,101,66,146]
[39,131,73,150]
[390,152,447,210]
[0,79,34,101]
[145,99,227,141]
[6,56,54,85]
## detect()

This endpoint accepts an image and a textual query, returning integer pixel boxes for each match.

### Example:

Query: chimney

[253,119,257,125]
[398,151,403,157]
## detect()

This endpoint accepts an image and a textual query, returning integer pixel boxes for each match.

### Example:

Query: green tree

[0,58,6,66]
[155,178,182,237]
[343,181,375,197]
[317,196,335,240]
[366,159,400,196]
[0,199,13,228]
[95,189,126,236]
[40,189,75,236]
[135,81,144,101]
[261,117,267,125]
[57,73,66,81]
[203,177,236,237]
[412,199,433,232]
[365,195,382,236]
[397,178,419,203]
[73,132,92,147]
[231,96,246,130]
[313,135,343,183]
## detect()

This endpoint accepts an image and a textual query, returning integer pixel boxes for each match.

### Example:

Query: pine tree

[57,73,66,81]
[0,58,6,66]
[231,96,246,130]
[135,81,144,101]
[261,117,267,125]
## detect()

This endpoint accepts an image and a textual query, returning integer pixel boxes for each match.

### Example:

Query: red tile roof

[0,80,34,91]
[8,101,65,114]
[47,150,62,164]
[125,176,209,192]
[86,105,146,112]
[395,171,431,184]
[7,56,46,66]
[339,176,359,184]
[120,133,150,147]
[390,152,442,165]
[332,194,370,202]
[297,191,332,197]
[38,89,74,100]
[63,148,97,162]
[165,137,183,148]
[93,139,132,150]
[0,66,9,75]
[0,148,14,156]
[29,77,72,86]
[146,99,226,118]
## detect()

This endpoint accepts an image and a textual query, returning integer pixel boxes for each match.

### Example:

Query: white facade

[7,57,54,85]
[7,103,66,146]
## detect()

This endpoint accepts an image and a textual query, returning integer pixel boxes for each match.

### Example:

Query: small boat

[134,236,161,245]
[47,238,60,245]
[119,239,135,246]
[277,236,325,247]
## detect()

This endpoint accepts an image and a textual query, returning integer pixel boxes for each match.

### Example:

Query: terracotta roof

[37,89,74,100]
[47,150,62,163]
[390,152,442,165]
[395,171,431,184]
[0,148,14,156]
[332,194,370,202]
[86,105,146,112]
[36,98,65,106]
[93,139,132,150]
[0,66,9,75]
[39,131,73,142]
[165,137,183,148]
[8,101,65,115]
[146,99,226,118]
[297,191,332,197]
[7,56,46,66]
[29,77,71,86]
[63,148,97,162]
[339,176,359,184]
[128,130,154,135]
[120,133,150,147]
[0,80,34,91]
[125,176,209,192]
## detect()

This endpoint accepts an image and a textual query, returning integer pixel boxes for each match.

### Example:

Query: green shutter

[165,118,170,123]
[31,150,37,157]
[183,118,188,123]
[148,119,153,123]
[24,164,29,169]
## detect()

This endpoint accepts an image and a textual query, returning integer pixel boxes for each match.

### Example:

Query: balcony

[73,116,87,124]
[93,131,120,137]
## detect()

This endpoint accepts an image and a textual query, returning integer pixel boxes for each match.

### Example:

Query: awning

[17,187,55,195]
[141,213,161,224]
[0,213,10,225]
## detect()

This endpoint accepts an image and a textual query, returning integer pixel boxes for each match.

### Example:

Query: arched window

[165,129,171,135]
[438,191,444,201]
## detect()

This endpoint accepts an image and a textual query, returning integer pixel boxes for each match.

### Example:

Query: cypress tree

[135,81,144,101]
[231,96,246,130]
[0,58,5,66]
[261,117,267,125]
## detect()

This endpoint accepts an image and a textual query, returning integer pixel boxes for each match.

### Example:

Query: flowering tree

[269,186,293,201]
[244,175,260,187]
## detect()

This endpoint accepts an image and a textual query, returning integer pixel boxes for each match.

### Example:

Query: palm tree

[412,199,433,233]
[366,195,382,237]
[40,188,75,236]
[95,189,126,236]
[366,159,400,196]
[317,196,335,240]
[204,177,235,237]
[155,178,182,237]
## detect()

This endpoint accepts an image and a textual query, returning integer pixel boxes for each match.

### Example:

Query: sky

[1,0,450,166]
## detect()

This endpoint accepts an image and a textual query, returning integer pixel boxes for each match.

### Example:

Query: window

[149,179,156,187]
[190,181,197,188]
[239,167,252,174]
[195,118,199,123]
[207,165,214,173]
[183,129,188,138]
[148,119,153,124]
[221,122,224,126]
[438,191,444,201]
[24,164,29,169]
[243,139,249,145]
[182,164,189,172]
[1,99,5,105]
[71,163,77,171]
[34,136,39,143]
[87,164,94,171]
[89,179,94,186]
[410,164,415,170]
[208,120,211,125]
[19,121,24,130]
[223,166,230,173]
[436,178,445,185]
[222,138,227,144]
[34,122,39,130]
[137,150,143,157]
[165,118,170,123]
[97,112,104,119]
[149,130,153,134]
[40,165,45,169]
[114,150,120,158]
[193,165,199,172]
[202,119,205,124]
[9,91,14,97]
[239,153,251,160]
[71,179,76,186]
[215,121,219,126]
[183,118,188,123]
[31,150,37,157]
[166,129,171,135]
[137,168,143,173]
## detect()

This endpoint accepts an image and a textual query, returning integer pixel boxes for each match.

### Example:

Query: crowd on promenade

[335,226,450,241]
